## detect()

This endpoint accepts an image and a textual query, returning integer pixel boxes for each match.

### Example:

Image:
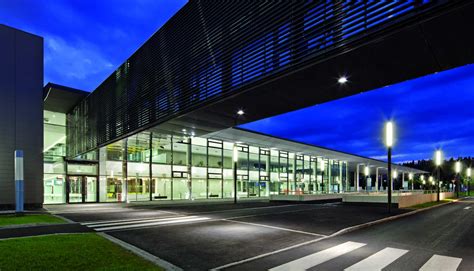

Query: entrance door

[67,176,98,203]
[68,176,83,203]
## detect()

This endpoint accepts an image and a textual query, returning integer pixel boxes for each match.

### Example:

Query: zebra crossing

[269,241,463,271]
[82,215,210,232]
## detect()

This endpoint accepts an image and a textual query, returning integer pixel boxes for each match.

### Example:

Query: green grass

[409,200,450,209]
[0,233,162,271]
[0,214,65,227]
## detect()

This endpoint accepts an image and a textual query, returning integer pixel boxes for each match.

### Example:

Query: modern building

[3,0,474,207]
[0,24,43,209]
[44,84,426,204]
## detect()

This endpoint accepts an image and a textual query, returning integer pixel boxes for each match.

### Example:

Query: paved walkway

[0,223,93,239]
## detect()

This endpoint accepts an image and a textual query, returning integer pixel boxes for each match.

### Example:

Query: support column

[122,139,128,203]
[292,155,297,195]
[356,164,360,192]
[149,132,153,201]
[266,154,270,197]
[186,137,192,200]
[402,172,406,190]
[375,167,379,192]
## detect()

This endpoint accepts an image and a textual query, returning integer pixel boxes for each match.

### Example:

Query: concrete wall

[398,192,454,208]
[0,24,43,208]
[343,192,455,208]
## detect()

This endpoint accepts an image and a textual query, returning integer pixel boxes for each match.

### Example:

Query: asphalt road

[47,199,473,270]
[224,198,474,271]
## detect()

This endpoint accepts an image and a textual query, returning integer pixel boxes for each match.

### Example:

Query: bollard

[15,150,24,213]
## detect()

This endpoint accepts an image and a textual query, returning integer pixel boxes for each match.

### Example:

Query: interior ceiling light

[338,76,348,84]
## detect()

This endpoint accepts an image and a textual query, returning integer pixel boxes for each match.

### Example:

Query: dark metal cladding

[67,0,442,157]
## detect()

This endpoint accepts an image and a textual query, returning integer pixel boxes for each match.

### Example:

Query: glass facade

[44,109,348,204]
[43,110,67,204]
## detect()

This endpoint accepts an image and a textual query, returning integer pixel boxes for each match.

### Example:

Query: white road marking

[419,255,462,271]
[82,215,189,227]
[94,216,210,232]
[345,247,408,271]
[222,219,327,237]
[269,241,366,271]
[464,206,471,210]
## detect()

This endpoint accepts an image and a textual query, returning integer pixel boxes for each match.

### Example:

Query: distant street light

[409,173,414,190]
[435,150,442,202]
[455,161,461,198]
[467,167,471,196]
[385,121,394,213]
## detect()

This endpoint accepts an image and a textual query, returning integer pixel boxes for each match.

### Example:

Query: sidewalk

[0,223,93,239]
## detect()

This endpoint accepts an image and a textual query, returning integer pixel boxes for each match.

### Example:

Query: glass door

[68,176,83,203]
[85,176,97,202]
[68,176,97,203]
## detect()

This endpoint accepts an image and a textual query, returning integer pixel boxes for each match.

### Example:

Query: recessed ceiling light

[237,109,244,115]
[338,76,348,84]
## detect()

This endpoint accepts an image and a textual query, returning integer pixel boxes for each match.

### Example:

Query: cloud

[44,35,114,91]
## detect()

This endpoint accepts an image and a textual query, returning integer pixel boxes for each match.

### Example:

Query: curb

[98,232,183,271]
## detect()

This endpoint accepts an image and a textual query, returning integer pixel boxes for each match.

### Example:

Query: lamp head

[385,121,394,148]
[455,161,461,174]
[435,150,442,166]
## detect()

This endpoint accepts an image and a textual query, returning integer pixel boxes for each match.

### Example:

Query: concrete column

[186,137,192,200]
[375,167,379,192]
[292,155,297,194]
[391,171,394,191]
[356,165,359,192]
[402,172,407,189]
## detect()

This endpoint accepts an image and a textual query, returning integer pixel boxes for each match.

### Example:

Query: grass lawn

[0,214,65,227]
[409,200,451,209]
[0,233,162,270]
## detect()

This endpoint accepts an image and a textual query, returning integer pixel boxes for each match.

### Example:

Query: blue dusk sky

[2,1,473,163]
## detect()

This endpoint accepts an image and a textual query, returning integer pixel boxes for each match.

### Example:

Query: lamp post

[455,161,461,198]
[409,172,414,190]
[435,150,442,202]
[467,167,471,196]
[233,144,238,204]
[385,121,394,213]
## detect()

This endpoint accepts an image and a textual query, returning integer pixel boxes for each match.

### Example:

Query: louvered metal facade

[67,0,442,157]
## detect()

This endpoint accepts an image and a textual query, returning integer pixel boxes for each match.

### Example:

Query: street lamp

[409,173,414,190]
[467,167,471,196]
[385,121,394,213]
[455,161,461,198]
[435,150,442,202]
[233,144,238,204]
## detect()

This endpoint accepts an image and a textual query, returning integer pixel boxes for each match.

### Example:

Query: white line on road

[345,247,408,271]
[82,215,189,227]
[464,206,471,210]
[222,219,327,237]
[94,216,210,232]
[419,255,462,271]
[269,241,366,271]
